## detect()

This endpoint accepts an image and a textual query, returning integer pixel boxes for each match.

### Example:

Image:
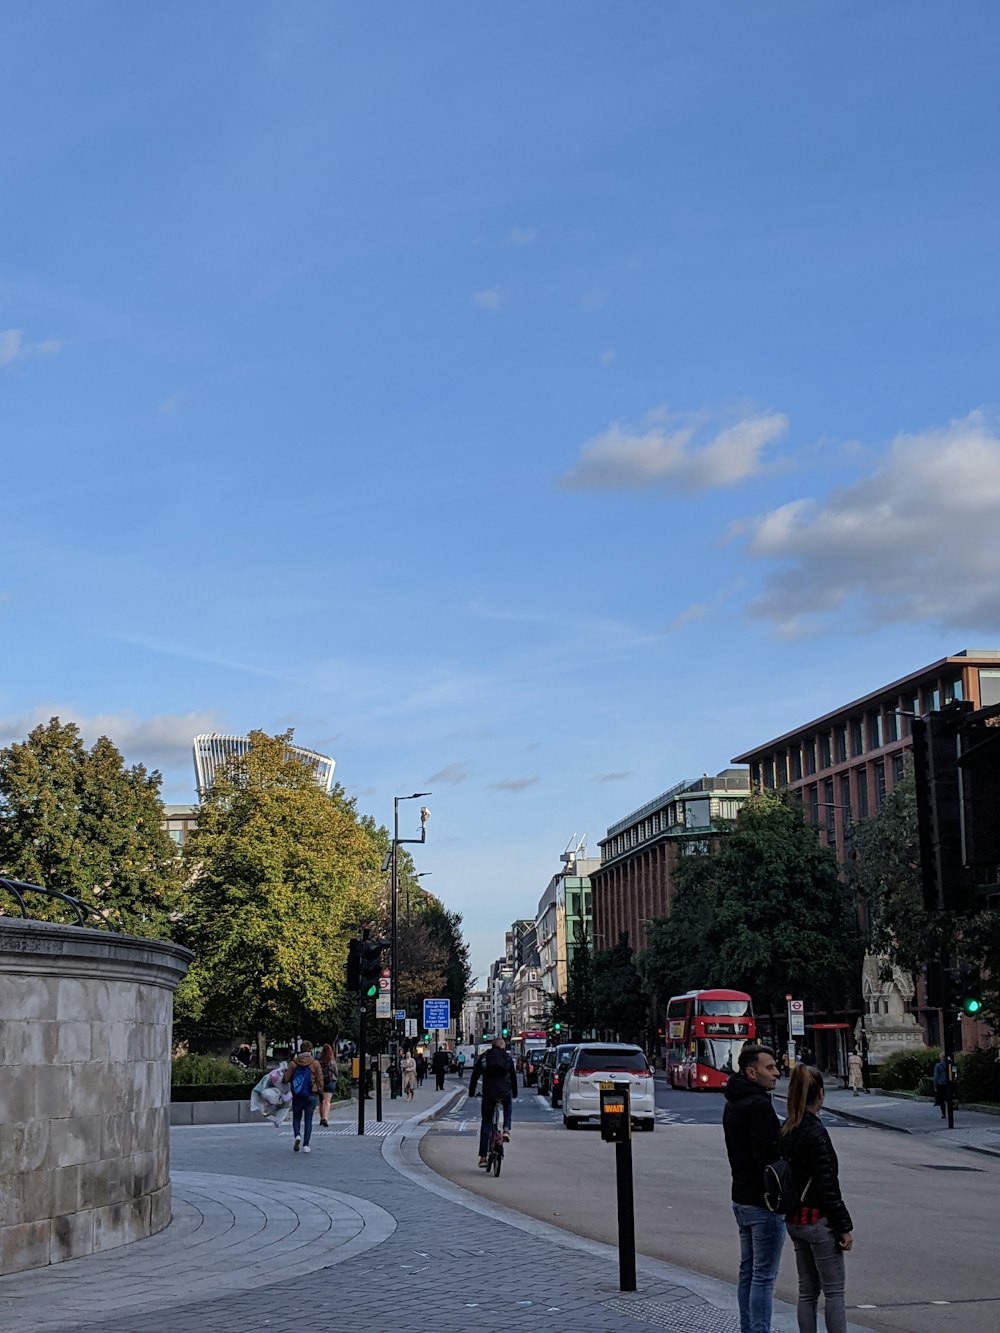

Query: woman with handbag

[318,1043,338,1127]
[780,1065,854,1333]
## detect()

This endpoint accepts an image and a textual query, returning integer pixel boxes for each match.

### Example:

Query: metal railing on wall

[0,878,118,931]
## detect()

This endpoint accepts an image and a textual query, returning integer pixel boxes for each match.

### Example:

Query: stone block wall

[0,920,191,1275]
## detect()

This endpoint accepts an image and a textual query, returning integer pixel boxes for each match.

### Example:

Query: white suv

[562,1043,655,1132]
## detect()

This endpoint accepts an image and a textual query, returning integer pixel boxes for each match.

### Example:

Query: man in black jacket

[469,1037,518,1168]
[722,1045,785,1333]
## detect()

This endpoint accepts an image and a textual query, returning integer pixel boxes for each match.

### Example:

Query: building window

[891,753,905,785]
[803,740,816,776]
[850,718,864,756]
[775,753,787,787]
[789,746,802,781]
[808,785,819,825]
[926,685,941,712]
[980,669,1000,708]
[884,709,898,743]
[839,773,852,823]
[867,710,883,749]
[874,760,887,808]
[751,762,761,787]
[856,768,869,819]
[818,733,832,770]
[834,725,848,764]
[762,759,774,788]
[944,677,963,703]
[900,694,918,735]
[824,778,836,843]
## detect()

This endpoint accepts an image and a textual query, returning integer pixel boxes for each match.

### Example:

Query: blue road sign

[394,1009,405,1020]
[423,998,450,1030]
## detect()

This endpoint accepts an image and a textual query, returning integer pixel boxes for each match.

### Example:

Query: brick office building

[591,769,751,957]
[732,649,1000,862]
[734,648,1000,1054]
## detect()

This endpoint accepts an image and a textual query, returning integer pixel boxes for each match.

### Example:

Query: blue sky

[3,3,999,984]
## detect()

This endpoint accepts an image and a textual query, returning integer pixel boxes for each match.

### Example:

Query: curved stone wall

[0,919,192,1275]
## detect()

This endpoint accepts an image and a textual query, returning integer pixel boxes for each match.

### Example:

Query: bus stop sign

[599,1080,631,1143]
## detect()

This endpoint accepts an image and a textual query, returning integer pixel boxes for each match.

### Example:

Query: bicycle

[485,1098,505,1176]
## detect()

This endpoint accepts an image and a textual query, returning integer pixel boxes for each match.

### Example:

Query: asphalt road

[421,1080,1000,1333]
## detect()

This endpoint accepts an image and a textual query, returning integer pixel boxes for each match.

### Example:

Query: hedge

[873,1047,941,1093]
[171,1053,258,1086]
[171,1082,256,1102]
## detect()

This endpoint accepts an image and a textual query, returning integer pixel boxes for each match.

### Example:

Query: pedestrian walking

[415,1052,427,1087]
[722,1044,785,1333]
[401,1051,417,1101]
[431,1047,448,1091]
[282,1040,323,1152]
[780,1065,854,1333]
[846,1050,864,1096]
[456,1050,466,1080]
[933,1055,948,1119]
[317,1043,338,1126]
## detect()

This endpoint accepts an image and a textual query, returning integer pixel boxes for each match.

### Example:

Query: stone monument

[0,917,191,1275]
[856,951,926,1066]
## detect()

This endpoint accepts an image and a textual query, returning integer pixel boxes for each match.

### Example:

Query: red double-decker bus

[666,989,755,1090]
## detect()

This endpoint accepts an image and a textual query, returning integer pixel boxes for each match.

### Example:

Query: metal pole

[357,996,367,1136]
[390,796,399,1098]
[615,1082,636,1292]
[941,949,957,1130]
[375,1045,383,1122]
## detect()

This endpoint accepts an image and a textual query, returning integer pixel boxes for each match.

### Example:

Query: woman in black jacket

[780,1065,853,1333]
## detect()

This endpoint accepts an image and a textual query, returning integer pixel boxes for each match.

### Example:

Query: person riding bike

[469,1037,518,1169]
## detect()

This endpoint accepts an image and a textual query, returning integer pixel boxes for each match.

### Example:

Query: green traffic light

[963,995,983,1016]
[553,1022,561,1032]
[366,984,377,998]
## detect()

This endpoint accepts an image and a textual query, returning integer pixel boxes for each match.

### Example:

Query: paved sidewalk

[1,1076,874,1333]
[780,1085,1000,1157]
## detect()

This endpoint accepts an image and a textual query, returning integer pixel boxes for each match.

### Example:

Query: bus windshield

[699,998,751,1017]
[698,1037,743,1075]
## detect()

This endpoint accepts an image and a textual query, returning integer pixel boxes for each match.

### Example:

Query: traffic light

[455,1029,463,1043]
[422,1030,430,1042]
[553,1022,561,1033]
[501,1025,509,1038]
[957,964,983,1017]
[345,939,361,991]
[360,938,389,997]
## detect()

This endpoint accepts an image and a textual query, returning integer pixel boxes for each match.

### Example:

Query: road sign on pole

[405,1018,417,1038]
[789,998,805,1036]
[376,995,391,1018]
[423,998,450,1031]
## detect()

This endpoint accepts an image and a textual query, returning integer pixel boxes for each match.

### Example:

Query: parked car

[562,1043,655,1132]
[547,1043,579,1108]
[537,1048,557,1097]
[521,1049,544,1087]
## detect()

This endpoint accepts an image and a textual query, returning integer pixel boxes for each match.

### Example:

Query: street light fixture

[390,792,431,1098]
[407,871,433,925]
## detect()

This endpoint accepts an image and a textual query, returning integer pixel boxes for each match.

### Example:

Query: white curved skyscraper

[192,733,336,798]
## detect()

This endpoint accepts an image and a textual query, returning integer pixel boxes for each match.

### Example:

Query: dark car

[537,1049,557,1097]
[521,1049,543,1087]
[548,1043,579,1108]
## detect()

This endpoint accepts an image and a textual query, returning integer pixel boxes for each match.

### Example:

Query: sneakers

[503,1130,510,1142]
[478,1157,488,1168]
[320,1119,328,1127]
[293,1136,301,1152]
[303,1145,311,1153]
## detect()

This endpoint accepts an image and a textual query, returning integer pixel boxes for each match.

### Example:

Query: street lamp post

[390,792,430,1098]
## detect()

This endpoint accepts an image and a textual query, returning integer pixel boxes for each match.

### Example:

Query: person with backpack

[779,1065,853,1333]
[282,1040,323,1152]
[722,1044,785,1333]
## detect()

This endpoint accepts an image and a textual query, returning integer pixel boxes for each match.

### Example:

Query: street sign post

[423,998,450,1031]
[376,995,391,1019]
[405,1018,417,1038]
[789,998,805,1037]
[394,1009,405,1020]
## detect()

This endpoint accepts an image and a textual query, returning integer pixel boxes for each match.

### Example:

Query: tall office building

[192,733,336,798]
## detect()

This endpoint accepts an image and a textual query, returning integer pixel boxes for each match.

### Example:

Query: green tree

[180,730,383,1055]
[648,792,860,1023]
[421,898,473,1015]
[593,931,648,1042]
[0,717,182,936]
[640,866,716,1005]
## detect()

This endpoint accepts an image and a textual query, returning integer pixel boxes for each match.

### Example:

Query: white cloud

[473,288,500,310]
[668,603,708,632]
[561,410,789,492]
[0,706,218,772]
[737,411,1000,635]
[0,328,61,368]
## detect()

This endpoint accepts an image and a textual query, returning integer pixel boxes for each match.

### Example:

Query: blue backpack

[290,1062,313,1096]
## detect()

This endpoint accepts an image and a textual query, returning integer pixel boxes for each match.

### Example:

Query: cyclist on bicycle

[469,1037,518,1168]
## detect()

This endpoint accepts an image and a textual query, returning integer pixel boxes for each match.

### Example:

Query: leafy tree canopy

[180,730,383,1041]
[644,791,860,1017]
[593,931,648,1043]
[0,716,182,936]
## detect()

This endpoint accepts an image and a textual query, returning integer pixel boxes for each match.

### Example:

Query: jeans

[478,1093,513,1156]
[732,1203,785,1333]
[291,1094,317,1145]
[787,1218,847,1333]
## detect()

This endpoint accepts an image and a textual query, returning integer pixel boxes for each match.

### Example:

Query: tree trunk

[256,1030,266,1069]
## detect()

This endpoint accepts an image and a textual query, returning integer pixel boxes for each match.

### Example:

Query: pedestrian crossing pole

[600,1080,636,1292]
